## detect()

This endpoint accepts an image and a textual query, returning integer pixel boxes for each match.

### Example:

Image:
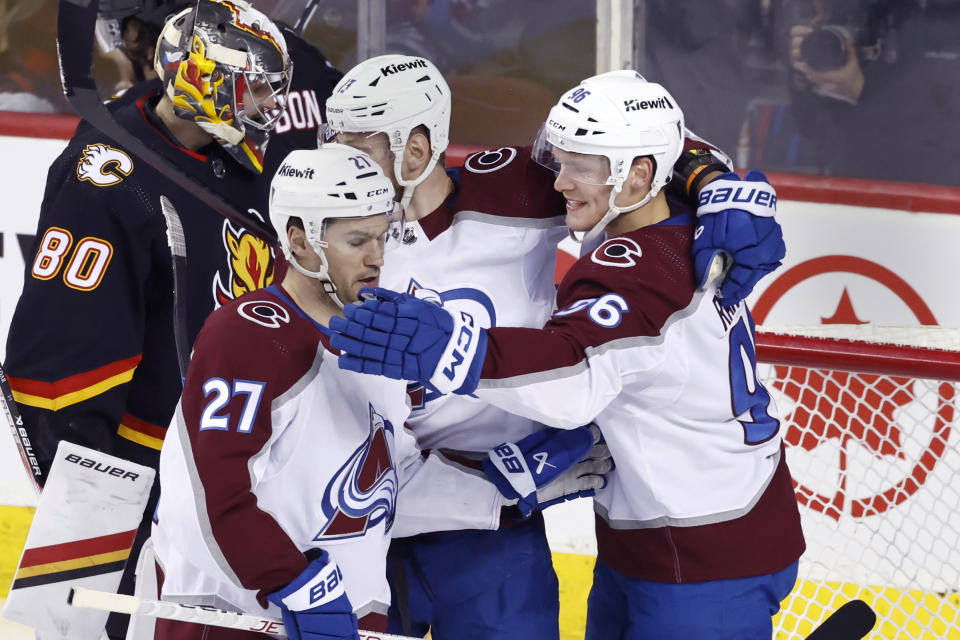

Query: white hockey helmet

[323,54,451,208]
[269,143,397,306]
[532,70,684,242]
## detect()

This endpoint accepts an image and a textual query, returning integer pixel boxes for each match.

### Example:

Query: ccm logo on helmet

[367,188,390,197]
[380,59,428,76]
[65,453,140,481]
[277,164,316,179]
[624,96,673,112]
[698,185,777,210]
[547,119,566,132]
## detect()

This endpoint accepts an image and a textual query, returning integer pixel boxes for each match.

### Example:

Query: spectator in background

[782,0,959,185]
[0,0,67,112]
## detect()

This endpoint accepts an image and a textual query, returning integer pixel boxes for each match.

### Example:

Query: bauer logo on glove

[691,170,786,306]
[697,171,777,218]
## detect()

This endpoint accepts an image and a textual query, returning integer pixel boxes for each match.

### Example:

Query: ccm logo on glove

[442,311,477,382]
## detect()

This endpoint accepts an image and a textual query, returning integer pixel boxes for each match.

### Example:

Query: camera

[794,0,890,72]
[798,25,858,71]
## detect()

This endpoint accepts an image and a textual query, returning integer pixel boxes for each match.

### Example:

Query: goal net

[758,325,960,639]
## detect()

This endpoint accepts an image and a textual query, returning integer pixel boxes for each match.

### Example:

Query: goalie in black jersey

[4,2,341,638]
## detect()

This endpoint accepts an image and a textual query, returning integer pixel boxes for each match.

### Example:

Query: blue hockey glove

[330,287,487,395]
[266,551,358,640]
[693,170,786,306]
[483,424,612,517]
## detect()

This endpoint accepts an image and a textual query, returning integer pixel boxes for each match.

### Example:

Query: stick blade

[160,196,187,259]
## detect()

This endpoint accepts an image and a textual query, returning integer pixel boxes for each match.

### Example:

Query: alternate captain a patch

[314,404,397,541]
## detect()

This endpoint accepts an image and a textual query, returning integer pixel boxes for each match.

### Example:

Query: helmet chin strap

[571,185,653,244]
[283,246,348,309]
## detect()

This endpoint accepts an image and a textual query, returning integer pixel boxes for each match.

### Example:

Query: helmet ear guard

[532,70,685,242]
[153,0,293,173]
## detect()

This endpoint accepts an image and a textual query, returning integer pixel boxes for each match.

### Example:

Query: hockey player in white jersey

[329,72,806,640]
[323,55,790,639]
[150,145,610,640]
[324,55,568,639]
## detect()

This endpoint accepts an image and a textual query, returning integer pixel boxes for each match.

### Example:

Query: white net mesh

[758,326,960,639]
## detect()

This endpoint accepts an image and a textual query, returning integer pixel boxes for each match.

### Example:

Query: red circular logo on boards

[754,255,953,520]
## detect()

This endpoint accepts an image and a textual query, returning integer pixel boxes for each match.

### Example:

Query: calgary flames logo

[76,144,133,187]
[212,219,275,307]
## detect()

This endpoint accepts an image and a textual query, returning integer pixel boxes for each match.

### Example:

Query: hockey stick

[56,0,278,246]
[0,362,42,495]
[804,599,877,639]
[69,586,417,640]
[292,0,321,34]
[159,195,191,381]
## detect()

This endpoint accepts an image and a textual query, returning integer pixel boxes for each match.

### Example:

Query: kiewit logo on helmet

[380,59,428,76]
[277,164,315,179]
[624,96,673,112]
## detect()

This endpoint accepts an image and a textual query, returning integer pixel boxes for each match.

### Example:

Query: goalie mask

[154,0,293,173]
[269,144,399,307]
[532,70,684,242]
[323,54,450,209]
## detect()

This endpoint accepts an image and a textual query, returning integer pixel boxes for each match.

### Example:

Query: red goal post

[758,326,960,381]
[755,325,960,639]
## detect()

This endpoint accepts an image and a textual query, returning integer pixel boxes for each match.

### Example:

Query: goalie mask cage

[757,325,960,639]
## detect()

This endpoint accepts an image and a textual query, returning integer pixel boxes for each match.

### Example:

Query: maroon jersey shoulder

[187,286,322,399]
[481,217,702,381]
[456,145,565,222]
[552,218,699,343]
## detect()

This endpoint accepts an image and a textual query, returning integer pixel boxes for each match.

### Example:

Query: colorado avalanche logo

[314,404,398,541]
[591,237,643,268]
[405,279,496,410]
[464,147,517,174]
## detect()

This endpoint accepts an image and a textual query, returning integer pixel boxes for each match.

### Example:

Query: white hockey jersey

[152,284,505,626]
[475,212,805,583]
[379,148,567,452]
